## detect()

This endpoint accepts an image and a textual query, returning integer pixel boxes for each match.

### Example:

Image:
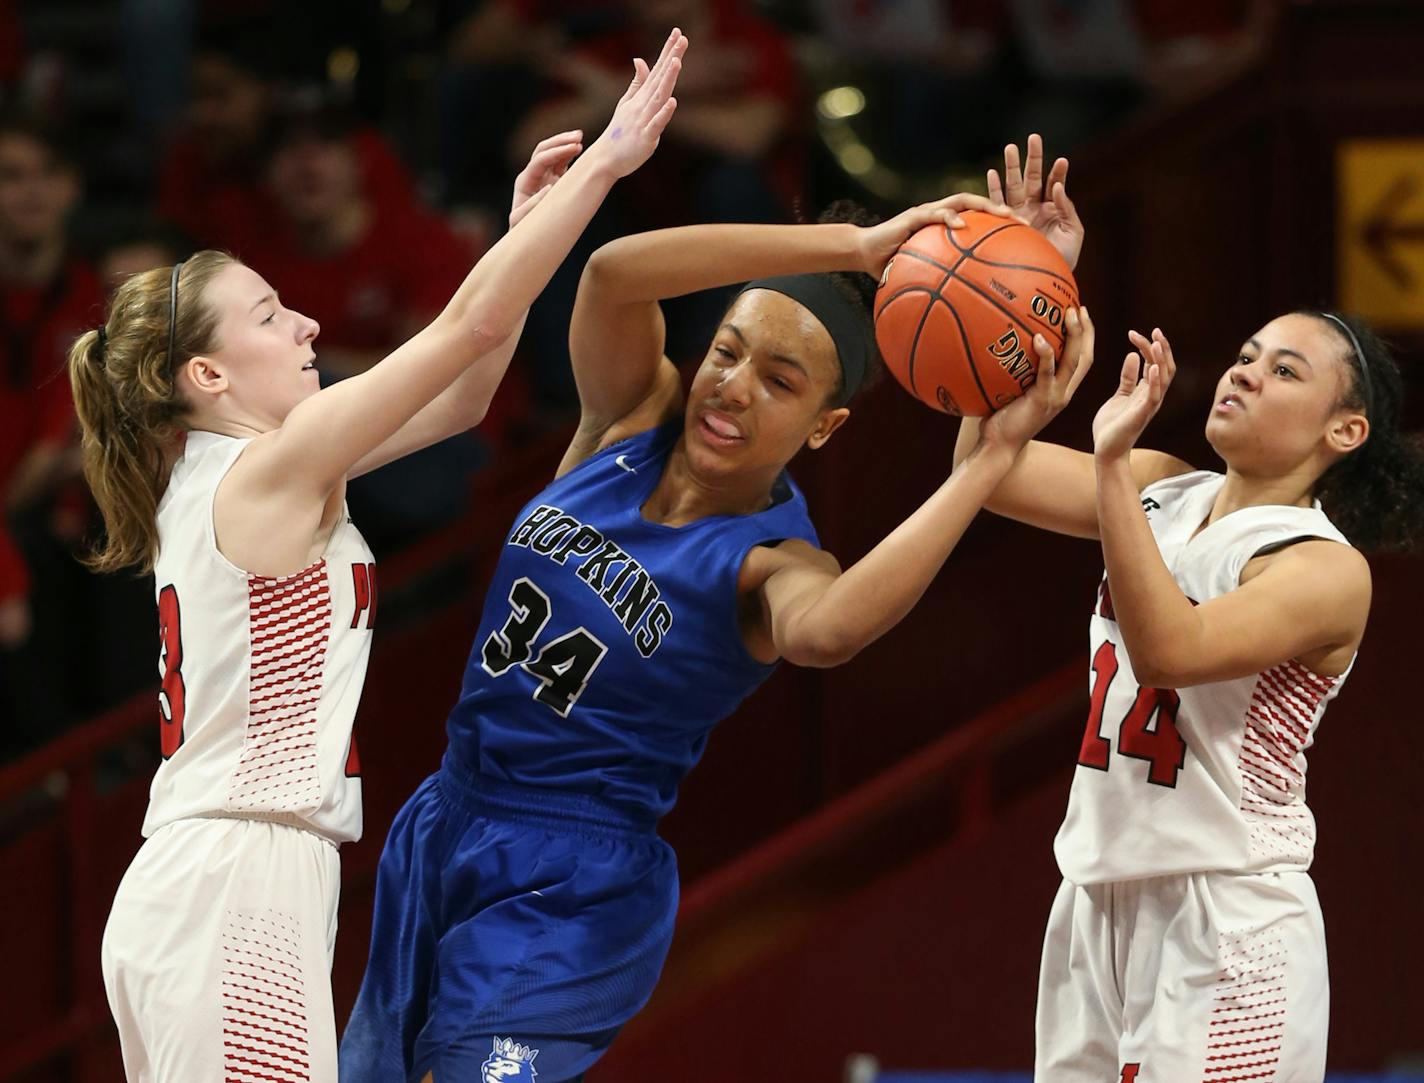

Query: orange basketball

[874,210,1079,416]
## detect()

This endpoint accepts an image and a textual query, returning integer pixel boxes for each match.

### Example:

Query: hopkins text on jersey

[508,504,674,657]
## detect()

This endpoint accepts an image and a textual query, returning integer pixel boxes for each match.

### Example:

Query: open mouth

[1216,393,1242,412]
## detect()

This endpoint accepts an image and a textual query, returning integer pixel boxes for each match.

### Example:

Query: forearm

[585,222,863,303]
[1095,455,1200,683]
[438,312,528,425]
[791,443,1017,659]
[275,166,610,491]
[952,417,982,470]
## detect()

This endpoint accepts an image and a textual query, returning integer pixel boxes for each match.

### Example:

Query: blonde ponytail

[67,250,234,572]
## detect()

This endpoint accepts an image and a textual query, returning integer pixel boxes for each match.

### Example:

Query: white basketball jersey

[142,431,377,844]
[1055,470,1353,885]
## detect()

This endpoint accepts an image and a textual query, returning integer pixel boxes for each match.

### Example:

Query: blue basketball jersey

[445,421,819,821]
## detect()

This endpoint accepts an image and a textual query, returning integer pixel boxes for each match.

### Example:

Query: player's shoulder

[1129,448,1199,492]
[558,362,684,479]
[737,537,837,594]
[1248,535,1371,593]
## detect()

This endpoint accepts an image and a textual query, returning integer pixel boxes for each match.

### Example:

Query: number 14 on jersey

[1078,641,1187,787]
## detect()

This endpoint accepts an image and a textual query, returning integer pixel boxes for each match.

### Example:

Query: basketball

[874,210,1079,416]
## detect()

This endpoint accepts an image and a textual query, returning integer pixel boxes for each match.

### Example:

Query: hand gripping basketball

[856,193,1017,281]
[874,208,1080,416]
[980,305,1095,451]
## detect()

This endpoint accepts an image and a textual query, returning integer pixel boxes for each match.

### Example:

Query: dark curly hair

[1300,311,1424,552]
[816,200,885,406]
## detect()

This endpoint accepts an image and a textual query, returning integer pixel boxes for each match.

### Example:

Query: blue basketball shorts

[338,753,678,1083]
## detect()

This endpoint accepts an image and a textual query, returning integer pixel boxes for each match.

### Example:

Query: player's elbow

[781,627,861,669]
[580,242,617,293]
[468,317,515,356]
[579,238,643,298]
[1129,645,1193,690]
[451,396,488,433]
[442,291,519,353]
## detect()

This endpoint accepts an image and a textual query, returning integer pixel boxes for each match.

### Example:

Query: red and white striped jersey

[1055,470,1353,885]
[142,431,377,844]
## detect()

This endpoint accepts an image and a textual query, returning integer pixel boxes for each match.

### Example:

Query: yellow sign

[1337,139,1424,328]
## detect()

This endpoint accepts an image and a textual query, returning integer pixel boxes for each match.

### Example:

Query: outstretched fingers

[1003,142,1026,208]
[1128,327,1176,392]
[1138,358,1165,414]
[619,57,650,105]
[1023,134,1044,206]
[633,29,685,111]
[1119,350,1143,395]
[987,168,1005,206]
[1045,156,1068,199]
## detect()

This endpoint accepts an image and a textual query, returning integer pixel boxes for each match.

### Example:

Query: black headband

[739,274,873,405]
[1320,312,1374,419]
[167,260,185,366]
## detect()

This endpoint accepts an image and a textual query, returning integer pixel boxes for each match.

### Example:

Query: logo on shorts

[482,1037,539,1081]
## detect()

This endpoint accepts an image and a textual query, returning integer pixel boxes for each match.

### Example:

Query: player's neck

[641,442,777,526]
[1208,468,1316,524]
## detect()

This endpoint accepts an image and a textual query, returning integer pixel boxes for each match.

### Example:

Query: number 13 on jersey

[1078,641,1187,787]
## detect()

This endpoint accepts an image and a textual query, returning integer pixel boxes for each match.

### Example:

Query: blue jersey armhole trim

[561,419,683,486]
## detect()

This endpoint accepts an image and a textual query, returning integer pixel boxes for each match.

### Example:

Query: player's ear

[180,354,227,399]
[807,406,850,450]
[1325,409,1368,457]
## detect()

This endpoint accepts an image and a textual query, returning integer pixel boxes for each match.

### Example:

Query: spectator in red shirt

[154,23,278,258]
[256,99,487,552]
[258,100,477,375]
[0,119,103,752]
[156,18,417,260]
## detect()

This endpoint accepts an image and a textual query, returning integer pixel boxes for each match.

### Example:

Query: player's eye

[1274,364,1296,379]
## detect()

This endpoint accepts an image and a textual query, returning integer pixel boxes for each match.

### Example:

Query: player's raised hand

[988,134,1084,271]
[856,193,1022,279]
[1093,327,1176,461]
[980,305,1095,451]
[581,28,687,179]
[509,129,584,228]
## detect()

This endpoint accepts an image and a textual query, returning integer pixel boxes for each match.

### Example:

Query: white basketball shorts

[1035,869,1328,1083]
[101,816,341,1082]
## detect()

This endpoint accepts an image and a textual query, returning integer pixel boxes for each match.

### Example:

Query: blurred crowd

[0,0,1273,760]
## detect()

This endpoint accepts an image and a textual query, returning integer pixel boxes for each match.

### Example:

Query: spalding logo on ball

[874,210,1078,416]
